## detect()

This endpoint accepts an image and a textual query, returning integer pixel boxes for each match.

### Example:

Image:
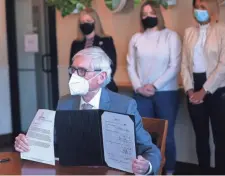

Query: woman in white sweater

[127,0,181,174]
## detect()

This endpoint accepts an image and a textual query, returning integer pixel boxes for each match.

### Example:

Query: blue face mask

[194,9,210,23]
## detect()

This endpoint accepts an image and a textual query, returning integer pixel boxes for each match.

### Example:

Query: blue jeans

[134,91,179,171]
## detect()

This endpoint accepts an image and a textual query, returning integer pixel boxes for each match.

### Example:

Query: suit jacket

[181,23,225,93]
[69,35,118,92]
[57,88,161,174]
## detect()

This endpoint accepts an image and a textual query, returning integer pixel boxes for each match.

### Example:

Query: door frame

[5,0,59,137]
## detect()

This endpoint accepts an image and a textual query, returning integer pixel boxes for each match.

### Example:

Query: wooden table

[0,152,128,175]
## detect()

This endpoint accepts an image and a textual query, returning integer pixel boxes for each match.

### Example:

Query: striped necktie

[81,103,93,110]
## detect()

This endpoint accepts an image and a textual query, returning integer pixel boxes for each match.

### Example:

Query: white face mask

[68,72,102,96]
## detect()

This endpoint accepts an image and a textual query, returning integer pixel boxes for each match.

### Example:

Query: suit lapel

[80,39,86,50]
[93,35,101,47]
[72,95,81,110]
[99,88,110,111]
[204,25,212,53]
[187,27,198,68]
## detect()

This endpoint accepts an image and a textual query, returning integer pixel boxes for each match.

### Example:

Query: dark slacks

[134,91,179,172]
[187,73,225,174]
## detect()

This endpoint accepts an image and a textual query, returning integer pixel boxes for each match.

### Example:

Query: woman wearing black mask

[127,0,181,174]
[69,8,118,92]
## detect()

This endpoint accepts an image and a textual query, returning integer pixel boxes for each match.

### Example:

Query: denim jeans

[134,90,179,171]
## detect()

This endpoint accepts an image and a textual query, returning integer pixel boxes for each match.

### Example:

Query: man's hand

[132,156,150,175]
[189,88,206,104]
[14,134,30,152]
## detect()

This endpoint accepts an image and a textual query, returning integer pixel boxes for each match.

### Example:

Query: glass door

[14,0,58,132]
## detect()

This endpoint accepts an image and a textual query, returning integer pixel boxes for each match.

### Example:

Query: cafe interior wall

[56,0,225,165]
[56,0,196,96]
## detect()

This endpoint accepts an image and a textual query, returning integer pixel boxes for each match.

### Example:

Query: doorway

[6,0,59,135]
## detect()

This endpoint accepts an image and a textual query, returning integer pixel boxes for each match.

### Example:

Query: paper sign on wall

[167,0,176,6]
[24,33,39,52]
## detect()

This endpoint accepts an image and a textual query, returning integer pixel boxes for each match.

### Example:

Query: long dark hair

[193,0,196,7]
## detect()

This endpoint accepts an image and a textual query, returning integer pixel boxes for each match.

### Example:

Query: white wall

[0,0,12,134]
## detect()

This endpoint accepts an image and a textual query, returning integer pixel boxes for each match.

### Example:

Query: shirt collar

[144,28,160,36]
[80,88,102,110]
[199,23,209,30]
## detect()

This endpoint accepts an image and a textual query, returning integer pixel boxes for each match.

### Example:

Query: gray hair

[72,47,112,87]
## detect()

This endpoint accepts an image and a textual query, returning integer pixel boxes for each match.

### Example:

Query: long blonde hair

[77,8,106,40]
[140,0,165,32]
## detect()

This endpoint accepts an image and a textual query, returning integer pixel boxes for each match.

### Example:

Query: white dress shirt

[127,28,181,91]
[193,24,209,73]
[79,88,102,110]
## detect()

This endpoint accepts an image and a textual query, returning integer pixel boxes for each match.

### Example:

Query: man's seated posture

[14,47,161,175]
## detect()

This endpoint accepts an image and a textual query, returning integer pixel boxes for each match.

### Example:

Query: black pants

[187,73,225,174]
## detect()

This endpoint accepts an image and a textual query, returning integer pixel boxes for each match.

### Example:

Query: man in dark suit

[15,47,161,175]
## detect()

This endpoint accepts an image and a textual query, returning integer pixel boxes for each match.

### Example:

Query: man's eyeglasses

[68,66,101,77]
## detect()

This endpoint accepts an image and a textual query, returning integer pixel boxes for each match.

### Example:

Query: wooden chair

[142,117,168,175]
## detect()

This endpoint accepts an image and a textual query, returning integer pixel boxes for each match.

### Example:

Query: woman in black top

[69,8,118,92]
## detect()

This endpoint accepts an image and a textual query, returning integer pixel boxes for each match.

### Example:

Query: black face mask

[141,17,158,30]
[79,23,95,35]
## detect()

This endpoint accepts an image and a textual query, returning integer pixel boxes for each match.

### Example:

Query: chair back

[142,117,168,175]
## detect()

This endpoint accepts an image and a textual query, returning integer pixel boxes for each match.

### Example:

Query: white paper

[101,112,136,173]
[24,33,39,52]
[21,109,56,165]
